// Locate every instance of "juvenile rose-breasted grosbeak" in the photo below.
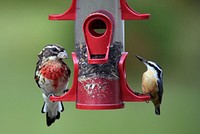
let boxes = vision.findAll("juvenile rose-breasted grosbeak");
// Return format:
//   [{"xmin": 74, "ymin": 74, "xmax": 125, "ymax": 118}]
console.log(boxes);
[
  {"xmin": 34, "ymin": 44, "xmax": 71, "ymax": 126},
  {"xmin": 136, "ymin": 55, "xmax": 163, "ymax": 115}
]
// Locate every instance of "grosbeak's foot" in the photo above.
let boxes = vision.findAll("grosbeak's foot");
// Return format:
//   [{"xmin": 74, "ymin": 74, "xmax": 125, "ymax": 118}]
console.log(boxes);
[
  {"xmin": 48, "ymin": 94, "xmax": 55, "ymax": 102},
  {"xmin": 63, "ymin": 89, "xmax": 69, "ymax": 93},
  {"xmin": 48, "ymin": 93, "xmax": 54, "ymax": 98}
]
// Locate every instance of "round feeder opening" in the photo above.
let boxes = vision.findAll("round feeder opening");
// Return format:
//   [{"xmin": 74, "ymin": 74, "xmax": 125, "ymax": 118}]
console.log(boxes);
[{"xmin": 89, "ymin": 19, "xmax": 106, "ymax": 37}]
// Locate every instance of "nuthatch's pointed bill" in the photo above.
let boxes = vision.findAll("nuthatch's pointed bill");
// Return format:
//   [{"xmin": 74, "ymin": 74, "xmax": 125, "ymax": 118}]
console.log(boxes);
[
  {"xmin": 135, "ymin": 55, "xmax": 148, "ymax": 64},
  {"xmin": 58, "ymin": 50, "xmax": 68, "ymax": 59}
]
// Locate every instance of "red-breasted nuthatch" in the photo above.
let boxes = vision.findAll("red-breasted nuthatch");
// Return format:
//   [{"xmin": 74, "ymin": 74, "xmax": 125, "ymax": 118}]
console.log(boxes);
[{"xmin": 136, "ymin": 55, "xmax": 163, "ymax": 115}]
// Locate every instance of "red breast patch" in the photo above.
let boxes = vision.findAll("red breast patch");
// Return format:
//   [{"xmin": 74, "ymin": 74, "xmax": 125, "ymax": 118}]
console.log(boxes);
[{"xmin": 40, "ymin": 62, "xmax": 67, "ymax": 89}]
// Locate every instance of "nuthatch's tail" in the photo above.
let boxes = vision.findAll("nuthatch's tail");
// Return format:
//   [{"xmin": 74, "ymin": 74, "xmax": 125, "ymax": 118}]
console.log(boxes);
[{"xmin": 155, "ymin": 106, "xmax": 160, "ymax": 115}]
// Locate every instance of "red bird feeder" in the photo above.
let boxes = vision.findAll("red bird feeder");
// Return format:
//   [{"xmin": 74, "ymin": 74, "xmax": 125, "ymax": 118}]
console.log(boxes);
[{"xmin": 49, "ymin": 0, "xmax": 150, "ymax": 110}]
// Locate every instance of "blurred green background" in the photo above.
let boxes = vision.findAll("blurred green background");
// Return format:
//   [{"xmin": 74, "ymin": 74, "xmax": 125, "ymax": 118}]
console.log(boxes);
[{"xmin": 0, "ymin": 0, "xmax": 200, "ymax": 133}]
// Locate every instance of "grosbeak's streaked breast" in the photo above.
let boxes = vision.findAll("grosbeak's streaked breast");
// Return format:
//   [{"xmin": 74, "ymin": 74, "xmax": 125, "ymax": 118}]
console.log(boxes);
[
  {"xmin": 34, "ymin": 44, "xmax": 71, "ymax": 126},
  {"xmin": 136, "ymin": 55, "xmax": 163, "ymax": 115}
]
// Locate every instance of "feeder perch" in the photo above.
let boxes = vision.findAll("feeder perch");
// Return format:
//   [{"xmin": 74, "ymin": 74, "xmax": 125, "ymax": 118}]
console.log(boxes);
[{"xmin": 49, "ymin": 0, "xmax": 150, "ymax": 110}]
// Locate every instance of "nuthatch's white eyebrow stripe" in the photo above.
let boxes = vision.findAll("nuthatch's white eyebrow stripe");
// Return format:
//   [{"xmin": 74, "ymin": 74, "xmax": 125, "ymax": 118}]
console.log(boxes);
[
  {"xmin": 148, "ymin": 61, "xmax": 163, "ymax": 79},
  {"xmin": 149, "ymin": 61, "xmax": 162, "ymax": 71}
]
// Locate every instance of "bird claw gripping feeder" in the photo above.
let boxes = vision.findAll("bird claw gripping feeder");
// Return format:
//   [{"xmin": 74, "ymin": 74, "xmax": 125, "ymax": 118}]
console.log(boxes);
[{"xmin": 49, "ymin": 0, "xmax": 150, "ymax": 110}]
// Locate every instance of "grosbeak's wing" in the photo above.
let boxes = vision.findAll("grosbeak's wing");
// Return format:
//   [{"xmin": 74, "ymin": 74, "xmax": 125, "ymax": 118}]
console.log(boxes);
[{"xmin": 157, "ymin": 78, "xmax": 163, "ymax": 104}]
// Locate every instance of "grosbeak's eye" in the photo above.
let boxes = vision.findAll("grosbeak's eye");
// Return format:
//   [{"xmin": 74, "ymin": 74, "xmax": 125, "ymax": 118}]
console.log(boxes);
[{"xmin": 52, "ymin": 48, "xmax": 58, "ymax": 52}]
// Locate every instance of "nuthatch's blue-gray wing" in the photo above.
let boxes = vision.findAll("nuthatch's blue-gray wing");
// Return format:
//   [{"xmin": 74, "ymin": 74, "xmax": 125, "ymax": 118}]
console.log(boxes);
[{"xmin": 157, "ymin": 79, "xmax": 163, "ymax": 104}]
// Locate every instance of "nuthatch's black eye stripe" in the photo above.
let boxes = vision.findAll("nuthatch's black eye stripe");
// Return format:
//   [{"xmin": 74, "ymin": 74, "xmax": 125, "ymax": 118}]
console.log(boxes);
[{"xmin": 148, "ymin": 62, "xmax": 163, "ymax": 79}]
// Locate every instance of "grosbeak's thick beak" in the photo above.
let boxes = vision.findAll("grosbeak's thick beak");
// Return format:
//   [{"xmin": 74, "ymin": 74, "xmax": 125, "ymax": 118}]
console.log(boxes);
[{"xmin": 58, "ymin": 50, "xmax": 68, "ymax": 59}]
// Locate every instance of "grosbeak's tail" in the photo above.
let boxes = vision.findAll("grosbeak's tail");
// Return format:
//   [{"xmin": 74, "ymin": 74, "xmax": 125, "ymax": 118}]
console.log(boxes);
[
  {"xmin": 46, "ymin": 112, "xmax": 61, "ymax": 126},
  {"xmin": 41, "ymin": 101, "xmax": 64, "ymax": 126},
  {"xmin": 46, "ymin": 113, "xmax": 56, "ymax": 126}
]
